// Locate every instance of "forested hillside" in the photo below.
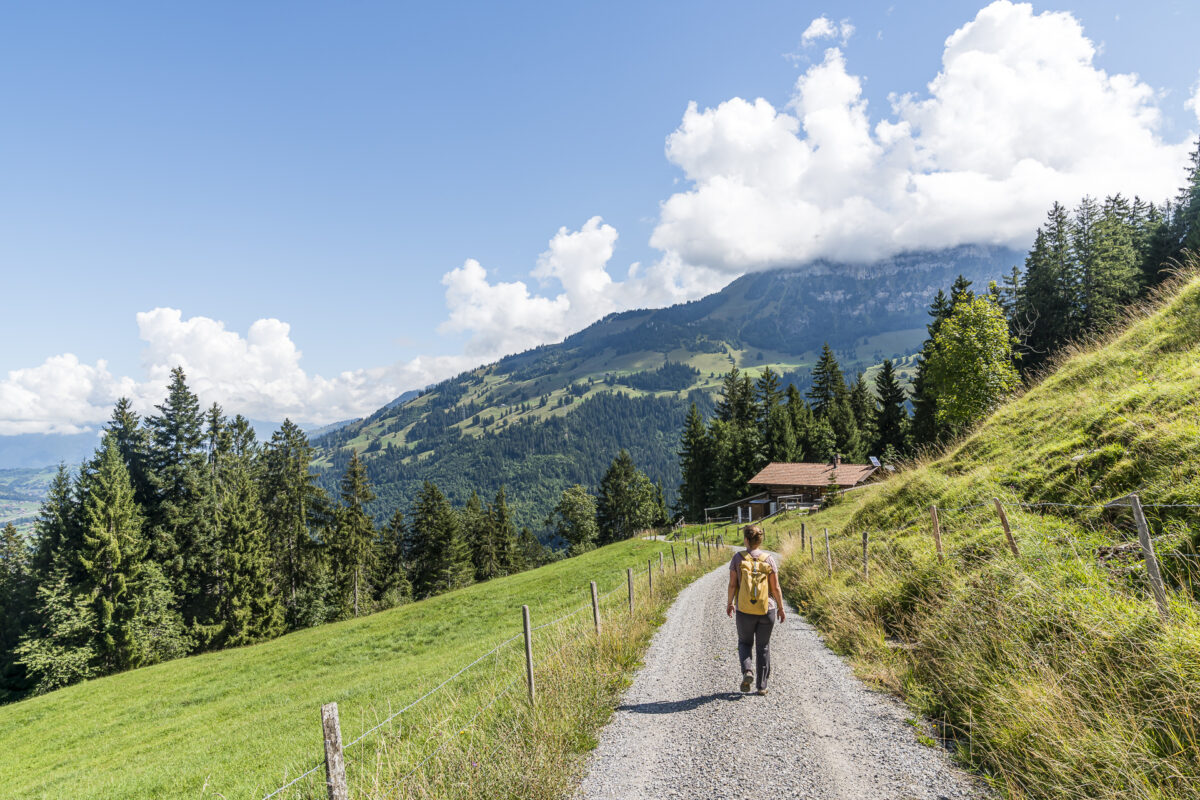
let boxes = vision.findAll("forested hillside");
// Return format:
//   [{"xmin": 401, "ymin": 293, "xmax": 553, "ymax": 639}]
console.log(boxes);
[{"xmin": 315, "ymin": 244, "xmax": 1021, "ymax": 528}]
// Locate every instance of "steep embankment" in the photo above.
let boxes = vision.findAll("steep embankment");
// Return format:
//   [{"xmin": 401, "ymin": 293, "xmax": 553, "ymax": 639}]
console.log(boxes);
[{"xmin": 767, "ymin": 273, "xmax": 1200, "ymax": 799}]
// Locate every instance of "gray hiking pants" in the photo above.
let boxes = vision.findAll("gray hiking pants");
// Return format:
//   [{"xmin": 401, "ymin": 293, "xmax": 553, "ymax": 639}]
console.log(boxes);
[{"xmin": 735, "ymin": 610, "xmax": 774, "ymax": 690}]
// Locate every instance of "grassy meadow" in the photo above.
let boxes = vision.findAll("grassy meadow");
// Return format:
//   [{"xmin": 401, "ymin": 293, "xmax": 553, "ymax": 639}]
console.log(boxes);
[
  {"xmin": 762, "ymin": 273, "xmax": 1200, "ymax": 799},
  {"xmin": 0, "ymin": 536, "xmax": 724, "ymax": 799}
]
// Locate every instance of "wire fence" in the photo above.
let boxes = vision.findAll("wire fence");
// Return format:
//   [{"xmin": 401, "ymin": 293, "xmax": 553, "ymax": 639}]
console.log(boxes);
[
  {"xmin": 257, "ymin": 535, "xmax": 730, "ymax": 800},
  {"xmin": 804, "ymin": 493, "xmax": 1199, "ymax": 622}
]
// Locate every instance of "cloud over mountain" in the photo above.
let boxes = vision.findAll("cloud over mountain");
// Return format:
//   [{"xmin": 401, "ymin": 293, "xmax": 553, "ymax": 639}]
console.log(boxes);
[{"xmin": 651, "ymin": 0, "xmax": 1193, "ymax": 274}]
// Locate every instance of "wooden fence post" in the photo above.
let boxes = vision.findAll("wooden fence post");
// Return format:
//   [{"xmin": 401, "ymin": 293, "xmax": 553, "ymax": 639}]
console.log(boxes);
[
  {"xmin": 671, "ymin": 544, "xmax": 677, "ymax": 573},
  {"xmin": 659, "ymin": 551, "xmax": 664, "ymax": 574},
  {"xmin": 522, "ymin": 605, "xmax": 535, "ymax": 704},
  {"xmin": 696, "ymin": 538, "xmax": 701, "ymax": 564},
  {"xmin": 824, "ymin": 528, "xmax": 832, "ymax": 579},
  {"xmin": 930, "ymin": 505, "xmax": 944, "ymax": 563},
  {"xmin": 1131, "ymin": 494, "xmax": 1169, "ymax": 621},
  {"xmin": 321, "ymin": 703, "xmax": 349, "ymax": 800},
  {"xmin": 862, "ymin": 531, "xmax": 869, "ymax": 581},
  {"xmin": 993, "ymin": 498, "xmax": 1019, "ymax": 557},
  {"xmin": 684, "ymin": 546, "xmax": 689, "ymax": 566},
  {"xmin": 648, "ymin": 560, "xmax": 654, "ymax": 597},
  {"xmin": 810, "ymin": 534, "xmax": 815, "ymax": 563},
  {"xmin": 801, "ymin": 522, "xmax": 806, "ymax": 550},
  {"xmin": 590, "ymin": 581, "xmax": 601, "ymax": 636},
  {"xmin": 627, "ymin": 567, "xmax": 634, "ymax": 615}
]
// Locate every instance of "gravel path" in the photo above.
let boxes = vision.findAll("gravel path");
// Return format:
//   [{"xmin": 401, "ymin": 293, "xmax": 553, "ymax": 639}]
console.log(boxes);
[{"xmin": 574, "ymin": 559, "xmax": 987, "ymax": 800}]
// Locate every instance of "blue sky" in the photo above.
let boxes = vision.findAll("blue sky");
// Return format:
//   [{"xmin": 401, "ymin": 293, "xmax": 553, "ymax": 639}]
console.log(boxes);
[{"xmin": 2, "ymin": 1, "xmax": 1198, "ymax": 433}]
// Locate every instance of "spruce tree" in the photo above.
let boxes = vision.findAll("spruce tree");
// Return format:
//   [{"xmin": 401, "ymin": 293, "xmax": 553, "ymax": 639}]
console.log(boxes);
[
  {"xmin": 30, "ymin": 464, "xmax": 79, "ymax": 583},
  {"xmin": 754, "ymin": 367, "xmax": 783, "ymax": 427},
  {"xmin": 785, "ymin": 385, "xmax": 812, "ymax": 461},
  {"xmin": 261, "ymin": 420, "xmax": 331, "ymax": 627},
  {"xmin": 872, "ymin": 360, "xmax": 909, "ymax": 456},
  {"xmin": 406, "ymin": 482, "xmax": 472, "ymax": 599},
  {"xmin": 14, "ymin": 568, "xmax": 99, "ymax": 694},
  {"xmin": 806, "ymin": 344, "xmax": 844, "ymax": 418},
  {"xmin": 516, "ymin": 527, "xmax": 546, "ymax": 570},
  {"xmin": 0, "ymin": 522, "xmax": 34, "ymax": 700},
  {"xmin": 488, "ymin": 488, "xmax": 520, "ymax": 576},
  {"xmin": 677, "ymin": 404, "xmax": 711, "ymax": 521},
  {"xmin": 331, "ymin": 451, "xmax": 378, "ymax": 617},
  {"xmin": 77, "ymin": 433, "xmax": 146, "ymax": 671},
  {"xmin": 373, "ymin": 510, "xmax": 411, "ymax": 609},
  {"xmin": 848, "ymin": 373, "xmax": 876, "ymax": 452},
  {"xmin": 146, "ymin": 367, "xmax": 212, "ymax": 631},
  {"xmin": 106, "ymin": 398, "xmax": 154, "ymax": 512},
  {"xmin": 762, "ymin": 403, "xmax": 797, "ymax": 464},
  {"xmin": 463, "ymin": 490, "xmax": 499, "ymax": 582},
  {"xmin": 214, "ymin": 451, "xmax": 282, "ymax": 646}
]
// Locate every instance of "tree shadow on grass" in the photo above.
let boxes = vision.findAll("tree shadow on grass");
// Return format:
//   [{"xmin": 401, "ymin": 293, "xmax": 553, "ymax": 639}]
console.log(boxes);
[{"xmin": 617, "ymin": 692, "xmax": 745, "ymax": 714}]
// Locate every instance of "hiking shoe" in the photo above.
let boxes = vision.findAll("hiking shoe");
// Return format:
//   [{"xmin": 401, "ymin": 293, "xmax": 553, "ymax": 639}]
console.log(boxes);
[
  {"xmin": 740, "ymin": 671, "xmax": 753, "ymax": 692},
  {"xmin": 756, "ymin": 688, "xmax": 768, "ymax": 696}
]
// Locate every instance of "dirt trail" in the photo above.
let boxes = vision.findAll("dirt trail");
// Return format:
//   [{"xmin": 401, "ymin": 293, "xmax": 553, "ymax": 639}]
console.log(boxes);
[{"xmin": 574, "ymin": 560, "xmax": 986, "ymax": 800}]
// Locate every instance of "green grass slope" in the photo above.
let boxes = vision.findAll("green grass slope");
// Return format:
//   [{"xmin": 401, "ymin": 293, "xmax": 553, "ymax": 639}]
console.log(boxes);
[
  {"xmin": 0, "ymin": 537, "xmax": 709, "ymax": 800},
  {"xmin": 766, "ymin": 273, "xmax": 1200, "ymax": 799}
]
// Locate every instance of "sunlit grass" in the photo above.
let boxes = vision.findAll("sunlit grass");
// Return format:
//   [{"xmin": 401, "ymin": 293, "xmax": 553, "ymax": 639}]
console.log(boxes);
[{"xmin": 768, "ymin": 271, "xmax": 1200, "ymax": 799}]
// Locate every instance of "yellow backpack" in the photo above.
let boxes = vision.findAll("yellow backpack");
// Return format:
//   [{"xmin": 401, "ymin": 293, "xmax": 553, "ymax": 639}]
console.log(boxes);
[{"xmin": 736, "ymin": 552, "xmax": 773, "ymax": 614}]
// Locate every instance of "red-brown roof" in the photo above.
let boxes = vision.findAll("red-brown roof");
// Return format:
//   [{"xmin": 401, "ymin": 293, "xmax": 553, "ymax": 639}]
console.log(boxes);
[{"xmin": 747, "ymin": 461, "xmax": 877, "ymax": 488}]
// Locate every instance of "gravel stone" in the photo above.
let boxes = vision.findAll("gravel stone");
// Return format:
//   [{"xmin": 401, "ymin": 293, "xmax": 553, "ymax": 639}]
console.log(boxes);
[{"xmin": 574, "ymin": 559, "xmax": 989, "ymax": 800}]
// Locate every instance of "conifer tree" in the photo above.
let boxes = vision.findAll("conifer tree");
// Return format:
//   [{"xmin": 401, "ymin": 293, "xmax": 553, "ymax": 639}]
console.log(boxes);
[
  {"xmin": 146, "ymin": 367, "xmax": 212, "ymax": 630},
  {"xmin": 762, "ymin": 403, "xmax": 797, "ymax": 464},
  {"xmin": 488, "ymin": 488, "xmax": 520, "ymax": 576},
  {"xmin": 872, "ymin": 360, "xmax": 909, "ymax": 456},
  {"xmin": 406, "ymin": 481, "xmax": 472, "ymax": 599},
  {"xmin": 30, "ymin": 464, "xmax": 79, "ymax": 584},
  {"xmin": 331, "ymin": 451, "xmax": 378, "ymax": 617},
  {"xmin": 261, "ymin": 420, "xmax": 331, "ymax": 627},
  {"xmin": 827, "ymin": 392, "xmax": 864, "ymax": 462},
  {"xmin": 0, "ymin": 522, "xmax": 34, "ymax": 700},
  {"xmin": 214, "ymin": 450, "xmax": 282, "ymax": 646},
  {"xmin": 516, "ymin": 527, "xmax": 546, "ymax": 570},
  {"xmin": 806, "ymin": 344, "xmax": 844, "ymax": 418},
  {"xmin": 373, "ymin": 510, "xmax": 411, "ymax": 609},
  {"xmin": 809, "ymin": 417, "xmax": 837, "ymax": 462},
  {"xmin": 462, "ymin": 490, "xmax": 499, "ymax": 582},
  {"xmin": 848, "ymin": 373, "xmax": 876, "ymax": 451},
  {"xmin": 754, "ymin": 367, "xmax": 783, "ymax": 427},
  {"xmin": 106, "ymin": 398, "xmax": 154, "ymax": 512},
  {"xmin": 785, "ymin": 384, "xmax": 812, "ymax": 461},
  {"xmin": 14, "ymin": 568, "xmax": 99, "ymax": 694},
  {"xmin": 596, "ymin": 450, "xmax": 658, "ymax": 544},
  {"xmin": 677, "ymin": 404, "xmax": 711, "ymax": 521},
  {"xmin": 77, "ymin": 433, "xmax": 146, "ymax": 671}
]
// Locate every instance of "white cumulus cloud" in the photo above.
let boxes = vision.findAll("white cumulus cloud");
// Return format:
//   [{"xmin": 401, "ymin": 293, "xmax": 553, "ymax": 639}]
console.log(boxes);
[
  {"xmin": 800, "ymin": 15, "xmax": 855, "ymax": 47},
  {"xmin": 653, "ymin": 0, "xmax": 1194, "ymax": 275},
  {"xmin": 438, "ymin": 216, "xmax": 730, "ymax": 362},
  {"xmin": 0, "ymin": 312, "xmax": 477, "ymax": 435}
]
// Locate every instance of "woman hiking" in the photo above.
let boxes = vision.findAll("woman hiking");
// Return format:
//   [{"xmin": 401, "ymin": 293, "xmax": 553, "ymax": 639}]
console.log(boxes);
[{"xmin": 726, "ymin": 524, "xmax": 785, "ymax": 695}]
